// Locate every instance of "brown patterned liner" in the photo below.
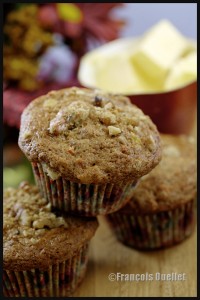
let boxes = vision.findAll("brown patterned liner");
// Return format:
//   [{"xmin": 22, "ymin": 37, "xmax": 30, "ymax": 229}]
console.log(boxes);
[
  {"xmin": 106, "ymin": 200, "xmax": 196, "ymax": 250},
  {"xmin": 3, "ymin": 243, "xmax": 89, "ymax": 297},
  {"xmin": 32, "ymin": 162, "xmax": 137, "ymax": 217}
]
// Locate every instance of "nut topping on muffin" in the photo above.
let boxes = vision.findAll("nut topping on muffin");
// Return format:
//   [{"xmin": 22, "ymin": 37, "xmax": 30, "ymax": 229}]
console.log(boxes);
[
  {"xmin": 108, "ymin": 126, "xmax": 121, "ymax": 136},
  {"xmin": 4, "ymin": 182, "xmax": 98, "ymax": 270},
  {"xmin": 19, "ymin": 87, "xmax": 161, "ymax": 184},
  {"xmin": 4, "ymin": 182, "xmax": 67, "ymax": 246}
]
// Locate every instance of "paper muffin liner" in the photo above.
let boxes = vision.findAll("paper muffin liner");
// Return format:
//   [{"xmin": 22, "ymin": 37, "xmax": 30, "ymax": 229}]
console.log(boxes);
[
  {"xmin": 3, "ymin": 243, "xmax": 89, "ymax": 297},
  {"xmin": 106, "ymin": 200, "xmax": 196, "ymax": 250},
  {"xmin": 32, "ymin": 162, "xmax": 137, "ymax": 216}
]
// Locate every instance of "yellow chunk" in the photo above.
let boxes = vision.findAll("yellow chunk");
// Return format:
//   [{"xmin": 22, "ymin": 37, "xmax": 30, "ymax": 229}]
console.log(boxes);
[
  {"xmin": 130, "ymin": 20, "xmax": 192, "ymax": 87},
  {"xmin": 95, "ymin": 55, "xmax": 155, "ymax": 94},
  {"xmin": 165, "ymin": 52, "xmax": 197, "ymax": 90}
]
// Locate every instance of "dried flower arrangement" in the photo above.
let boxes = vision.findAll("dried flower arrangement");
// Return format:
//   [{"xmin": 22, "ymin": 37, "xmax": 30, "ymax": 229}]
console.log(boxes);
[{"xmin": 3, "ymin": 3, "xmax": 125, "ymax": 127}]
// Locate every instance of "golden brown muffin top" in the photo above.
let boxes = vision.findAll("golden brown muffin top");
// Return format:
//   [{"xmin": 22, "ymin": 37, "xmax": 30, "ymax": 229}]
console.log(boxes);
[
  {"xmin": 19, "ymin": 87, "xmax": 161, "ymax": 184},
  {"xmin": 3, "ymin": 182, "xmax": 98, "ymax": 271},
  {"xmin": 121, "ymin": 135, "xmax": 197, "ymax": 214}
]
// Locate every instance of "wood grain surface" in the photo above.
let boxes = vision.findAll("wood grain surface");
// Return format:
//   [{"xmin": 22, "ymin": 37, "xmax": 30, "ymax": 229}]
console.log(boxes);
[
  {"xmin": 74, "ymin": 122, "xmax": 197, "ymax": 297},
  {"xmin": 74, "ymin": 217, "xmax": 197, "ymax": 297}
]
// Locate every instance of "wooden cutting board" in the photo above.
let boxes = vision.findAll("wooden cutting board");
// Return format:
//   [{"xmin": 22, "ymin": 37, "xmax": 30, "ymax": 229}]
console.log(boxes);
[{"xmin": 74, "ymin": 217, "xmax": 197, "ymax": 297}]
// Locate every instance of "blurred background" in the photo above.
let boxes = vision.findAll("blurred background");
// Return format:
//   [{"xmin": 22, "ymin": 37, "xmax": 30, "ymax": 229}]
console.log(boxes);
[
  {"xmin": 115, "ymin": 3, "xmax": 197, "ymax": 38},
  {"xmin": 3, "ymin": 3, "xmax": 197, "ymax": 188}
]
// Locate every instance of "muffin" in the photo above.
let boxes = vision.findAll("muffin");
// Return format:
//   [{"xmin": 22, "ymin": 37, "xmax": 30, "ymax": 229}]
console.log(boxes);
[
  {"xmin": 107, "ymin": 135, "xmax": 196, "ymax": 249},
  {"xmin": 18, "ymin": 87, "xmax": 161, "ymax": 216},
  {"xmin": 3, "ymin": 182, "xmax": 98, "ymax": 297}
]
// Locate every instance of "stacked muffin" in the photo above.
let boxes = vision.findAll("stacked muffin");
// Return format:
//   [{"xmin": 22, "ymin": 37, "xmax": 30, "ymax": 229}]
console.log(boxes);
[
  {"xmin": 3, "ymin": 182, "xmax": 98, "ymax": 297},
  {"xmin": 3, "ymin": 87, "xmax": 162, "ymax": 297},
  {"xmin": 18, "ymin": 87, "xmax": 161, "ymax": 216}
]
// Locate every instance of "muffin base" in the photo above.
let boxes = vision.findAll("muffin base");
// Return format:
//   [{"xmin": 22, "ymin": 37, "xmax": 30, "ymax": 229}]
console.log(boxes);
[
  {"xmin": 32, "ymin": 162, "xmax": 137, "ymax": 216},
  {"xmin": 3, "ymin": 243, "xmax": 89, "ymax": 297},
  {"xmin": 106, "ymin": 200, "xmax": 196, "ymax": 250}
]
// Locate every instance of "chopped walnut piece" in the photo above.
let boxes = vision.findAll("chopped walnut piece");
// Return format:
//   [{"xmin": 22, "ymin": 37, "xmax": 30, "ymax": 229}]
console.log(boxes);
[
  {"xmin": 23, "ymin": 131, "xmax": 32, "ymax": 139},
  {"xmin": 118, "ymin": 135, "xmax": 127, "ymax": 144},
  {"xmin": 35, "ymin": 229, "xmax": 46, "ymax": 236},
  {"xmin": 21, "ymin": 210, "xmax": 32, "ymax": 227},
  {"xmin": 42, "ymin": 163, "xmax": 60, "ymax": 180},
  {"xmin": 108, "ymin": 126, "xmax": 121, "ymax": 136},
  {"xmin": 104, "ymin": 102, "xmax": 113, "ymax": 110},
  {"xmin": 30, "ymin": 238, "xmax": 38, "ymax": 244},
  {"xmin": 68, "ymin": 147, "xmax": 75, "ymax": 155},
  {"xmin": 147, "ymin": 135, "xmax": 156, "ymax": 151},
  {"xmin": 99, "ymin": 111, "xmax": 116, "ymax": 125}
]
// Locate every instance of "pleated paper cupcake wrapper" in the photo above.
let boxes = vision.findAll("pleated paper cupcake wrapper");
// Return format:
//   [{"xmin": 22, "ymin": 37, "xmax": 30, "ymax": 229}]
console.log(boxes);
[
  {"xmin": 32, "ymin": 162, "xmax": 137, "ymax": 216},
  {"xmin": 107, "ymin": 200, "xmax": 195, "ymax": 250},
  {"xmin": 3, "ymin": 243, "xmax": 89, "ymax": 297}
]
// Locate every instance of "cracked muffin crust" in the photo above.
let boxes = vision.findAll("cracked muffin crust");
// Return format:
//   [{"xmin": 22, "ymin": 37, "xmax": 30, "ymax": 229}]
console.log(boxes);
[{"xmin": 18, "ymin": 87, "xmax": 161, "ymax": 184}]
